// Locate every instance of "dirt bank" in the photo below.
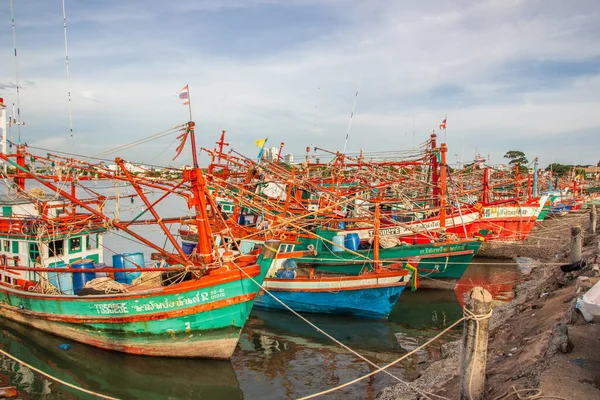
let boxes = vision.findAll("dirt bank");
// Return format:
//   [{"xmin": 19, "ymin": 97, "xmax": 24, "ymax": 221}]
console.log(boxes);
[{"xmin": 378, "ymin": 212, "xmax": 600, "ymax": 400}]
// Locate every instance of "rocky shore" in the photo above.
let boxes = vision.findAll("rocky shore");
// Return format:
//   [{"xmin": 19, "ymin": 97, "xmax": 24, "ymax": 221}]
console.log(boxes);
[{"xmin": 378, "ymin": 212, "xmax": 600, "ymax": 399}]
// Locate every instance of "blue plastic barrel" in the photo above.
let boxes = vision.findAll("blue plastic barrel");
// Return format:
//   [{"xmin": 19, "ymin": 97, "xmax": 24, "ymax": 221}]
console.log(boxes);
[
  {"xmin": 182, "ymin": 241, "xmax": 196, "ymax": 255},
  {"xmin": 71, "ymin": 259, "xmax": 96, "ymax": 294},
  {"xmin": 48, "ymin": 263, "xmax": 73, "ymax": 294},
  {"xmin": 331, "ymin": 235, "xmax": 346, "ymax": 252},
  {"xmin": 338, "ymin": 221, "xmax": 346, "ymax": 229},
  {"xmin": 94, "ymin": 263, "xmax": 109, "ymax": 279},
  {"xmin": 122, "ymin": 252, "xmax": 145, "ymax": 284},
  {"xmin": 112, "ymin": 254, "xmax": 126, "ymax": 284},
  {"xmin": 345, "ymin": 233, "xmax": 360, "ymax": 251}
]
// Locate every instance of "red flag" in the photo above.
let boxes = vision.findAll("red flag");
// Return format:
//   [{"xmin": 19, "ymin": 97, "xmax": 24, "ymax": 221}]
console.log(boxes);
[
  {"xmin": 439, "ymin": 118, "xmax": 447, "ymax": 130},
  {"xmin": 179, "ymin": 85, "xmax": 190, "ymax": 106},
  {"xmin": 172, "ymin": 128, "xmax": 190, "ymax": 161}
]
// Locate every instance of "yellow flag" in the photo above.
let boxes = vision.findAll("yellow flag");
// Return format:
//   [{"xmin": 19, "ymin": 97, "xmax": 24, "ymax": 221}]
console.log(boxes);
[{"xmin": 255, "ymin": 138, "xmax": 267, "ymax": 147}]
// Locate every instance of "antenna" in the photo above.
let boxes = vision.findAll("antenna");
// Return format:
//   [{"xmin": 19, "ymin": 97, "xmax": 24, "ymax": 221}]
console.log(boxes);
[
  {"xmin": 61, "ymin": 0, "xmax": 75, "ymax": 153},
  {"xmin": 9, "ymin": 0, "xmax": 22, "ymax": 143},
  {"xmin": 343, "ymin": 73, "xmax": 362, "ymax": 154}
]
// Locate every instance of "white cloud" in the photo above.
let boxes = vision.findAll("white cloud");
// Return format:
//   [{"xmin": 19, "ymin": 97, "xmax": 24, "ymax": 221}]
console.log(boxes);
[{"xmin": 0, "ymin": 0, "xmax": 599, "ymax": 166}]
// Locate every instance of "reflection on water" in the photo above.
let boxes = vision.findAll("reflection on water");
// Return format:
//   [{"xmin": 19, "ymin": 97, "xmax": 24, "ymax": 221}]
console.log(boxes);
[
  {"xmin": 0, "ymin": 319, "xmax": 242, "ymax": 400},
  {"xmin": 0, "ymin": 254, "xmax": 520, "ymax": 399},
  {"xmin": 455, "ymin": 257, "xmax": 520, "ymax": 307}
]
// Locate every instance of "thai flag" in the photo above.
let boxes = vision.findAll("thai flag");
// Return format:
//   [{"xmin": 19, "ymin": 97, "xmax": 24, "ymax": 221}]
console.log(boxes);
[
  {"xmin": 179, "ymin": 85, "xmax": 190, "ymax": 106},
  {"xmin": 439, "ymin": 118, "xmax": 447, "ymax": 130}
]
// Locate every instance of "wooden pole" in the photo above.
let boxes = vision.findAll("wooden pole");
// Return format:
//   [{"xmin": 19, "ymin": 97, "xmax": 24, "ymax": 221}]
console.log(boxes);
[
  {"xmin": 590, "ymin": 204, "xmax": 597, "ymax": 235},
  {"xmin": 571, "ymin": 225, "xmax": 583, "ymax": 263},
  {"xmin": 460, "ymin": 287, "xmax": 493, "ymax": 400}
]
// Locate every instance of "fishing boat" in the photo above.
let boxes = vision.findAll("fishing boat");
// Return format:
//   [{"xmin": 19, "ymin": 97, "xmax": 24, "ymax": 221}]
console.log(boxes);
[
  {"xmin": 254, "ymin": 243, "xmax": 416, "ymax": 319},
  {"xmin": 294, "ymin": 228, "xmax": 484, "ymax": 288},
  {"xmin": 0, "ymin": 115, "xmax": 278, "ymax": 359}
]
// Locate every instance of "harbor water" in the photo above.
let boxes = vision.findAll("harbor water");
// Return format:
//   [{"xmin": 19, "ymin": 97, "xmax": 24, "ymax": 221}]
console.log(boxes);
[
  {"xmin": 0, "ymin": 184, "xmax": 522, "ymax": 399},
  {"xmin": 0, "ymin": 257, "xmax": 519, "ymax": 399}
]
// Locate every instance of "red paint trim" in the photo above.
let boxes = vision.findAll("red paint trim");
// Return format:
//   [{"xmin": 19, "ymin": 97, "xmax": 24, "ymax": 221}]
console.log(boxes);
[
  {"xmin": 265, "ymin": 282, "xmax": 407, "ymax": 292},
  {"xmin": 0, "ymin": 293, "xmax": 256, "ymax": 324}
]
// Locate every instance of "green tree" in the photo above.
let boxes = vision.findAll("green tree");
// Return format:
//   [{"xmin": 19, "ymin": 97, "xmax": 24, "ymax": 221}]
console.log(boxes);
[
  {"xmin": 545, "ymin": 163, "xmax": 572, "ymax": 177},
  {"xmin": 504, "ymin": 150, "xmax": 529, "ymax": 174}
]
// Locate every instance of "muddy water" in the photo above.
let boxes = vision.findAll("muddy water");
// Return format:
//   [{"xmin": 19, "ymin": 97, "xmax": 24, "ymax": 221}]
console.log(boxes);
[{"xmin": 0, "ymin": 258, "xmax": 519, "ymax": 399}]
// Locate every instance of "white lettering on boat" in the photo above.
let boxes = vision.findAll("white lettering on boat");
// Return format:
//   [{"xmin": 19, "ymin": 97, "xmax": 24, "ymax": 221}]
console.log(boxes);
[
  {"xmin": 92, "ymin": 289, "xmax": 228, "ymax": 315},
  {"xmin": 94, "ymin": 303, "xmax": 128, "ymax": 315}
]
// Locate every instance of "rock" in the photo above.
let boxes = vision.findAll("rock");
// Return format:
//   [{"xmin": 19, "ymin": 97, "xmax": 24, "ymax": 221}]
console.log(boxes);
[
  {"xmin": 566, "ymin": 298, "xmax": 582, "ymax": 325},
  {"xmin": 545, "ymin": 323, "xmax": 573, "ymax": 356}
]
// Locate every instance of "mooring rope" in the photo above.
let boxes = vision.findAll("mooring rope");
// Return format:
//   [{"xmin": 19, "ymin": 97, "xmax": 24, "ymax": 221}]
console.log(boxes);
[
  {"xmin": 0, "ymin": 347, "xmax": 120, "ymax": 400},
  {"xmin": 232, "ymin": 259, "xmax": 448, "ymax": 400}
]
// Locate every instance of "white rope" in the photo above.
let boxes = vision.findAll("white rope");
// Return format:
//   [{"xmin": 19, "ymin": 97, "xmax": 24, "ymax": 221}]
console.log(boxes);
[
  {"xmin": 232, "ymin": 259, "xmax": 444, "ymax": 400},
  {"xmin": 0, "ymin": 347, "xmax": 120, "ymax": 400}
]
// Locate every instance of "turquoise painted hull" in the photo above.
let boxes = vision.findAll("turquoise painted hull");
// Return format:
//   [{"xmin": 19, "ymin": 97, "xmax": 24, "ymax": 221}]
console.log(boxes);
[
  {"xmin": 297, "ymin": 238, "xmax": 483, "ymax": 281},
  {"xmin": 0, "ymin": 256, "xmax": 272, "ymax": 359},
  {"xmin": 255, "ymin": 284, "xmax": 407, "ymax": 319}
]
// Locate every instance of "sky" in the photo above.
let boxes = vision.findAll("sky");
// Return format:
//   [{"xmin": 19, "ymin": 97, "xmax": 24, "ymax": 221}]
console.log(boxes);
[{"xmin": 0, "ymin": 0, "xmax": 599, "ymax": 168}]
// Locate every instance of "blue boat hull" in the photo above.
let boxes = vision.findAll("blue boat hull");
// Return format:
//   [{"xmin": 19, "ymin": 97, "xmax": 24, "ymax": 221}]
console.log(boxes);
[{"xmin": 254, "ymin": 285, "xmax": 407, "ymax": 319}]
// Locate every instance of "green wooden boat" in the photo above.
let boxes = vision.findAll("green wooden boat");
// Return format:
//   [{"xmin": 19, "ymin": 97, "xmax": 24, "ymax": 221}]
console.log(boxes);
[
  {"xmin": 0, "ymin": 246, "xmax": 278, "ymax": 359},
  {"xmin": 295, "ymin": 229, "xmax": 484, "ymax": 287}
]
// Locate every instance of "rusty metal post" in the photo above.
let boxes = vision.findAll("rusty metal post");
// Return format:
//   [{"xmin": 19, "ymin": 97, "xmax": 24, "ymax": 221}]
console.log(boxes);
[{"xmin": 460, "ymin": 287, "xmax": 493, "ymax": 400}]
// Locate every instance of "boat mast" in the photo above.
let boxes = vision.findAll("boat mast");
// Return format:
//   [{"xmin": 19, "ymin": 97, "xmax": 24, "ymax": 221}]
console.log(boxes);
[
  {"xmin": 482, "ymin": 167, "xmax": 489, "ymax": 204},
  {"xmin": 185, "ymin": 121, "xmax": 216, "ymax": 263},
  {"xmin": 373, "ymin": 199, "xmax": 381, "ymax": 272},
  {"xmin": 439, "ymin": 143, "xmax": 447, "ymax": 234},
  {"xmin": 0, "ymin": 98, "xmax": 6, "ymax": 169}
]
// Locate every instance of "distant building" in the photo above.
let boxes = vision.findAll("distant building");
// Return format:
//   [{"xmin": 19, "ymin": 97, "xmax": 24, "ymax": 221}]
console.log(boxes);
[
  {"xmin": 284, "ymin": 153, "xmax": 294, "ymax": 164},
  {"xmin": 262, "ymin": 147, "xmax": 279, "ymax": 162},
  {"xmin": 584, "ymin": 166, "xmax": 600, "ymax": 179}
]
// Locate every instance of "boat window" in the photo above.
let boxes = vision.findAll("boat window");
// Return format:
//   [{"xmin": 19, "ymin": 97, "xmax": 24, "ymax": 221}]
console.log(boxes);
[
  {"xmin": 49, "ymin": 240, "xmax": 64, "ymax": 257},
  {"xmin": 2, "ymin": 206, "xmax": 12, "ymax": 217},
  {"xmin": 4, "ymin": 276, "xmax": 10, "ymax": 284},
  {"xmin": 69, "ymin": 237, "xmax": 82, "ymax": 253},
  {"xmin": 3, "ymin": 240, "xmax": 9, "ymax": 252},
  {"xmin": 29, "ymin": 243, "xmax": 40, "ymax": 262},
  {"xmin": 86, "ymin": 235, "xmax": 99, "ymax": 249}
]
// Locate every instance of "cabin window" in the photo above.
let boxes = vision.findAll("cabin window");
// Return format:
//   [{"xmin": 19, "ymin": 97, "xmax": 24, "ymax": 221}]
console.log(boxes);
[
  {"xmin": 4, "ymin": 276, "xmax": 11, "ymax": 284},
  {"xmin": 49, "ymin": 240, "xmax": 64, "ymax": 257},
  {"xmin": 3, "ymin": 240, "xmax": 9, "ymax": 252},
  {"xmin": 88, "ymin": 234, "xmax": 99, "ymax": 249},
  {"xmin": 278, "ymin": 244, "xmax": 294, "ymax": 253},
  {"xmin": 29, "ymin": 243, "xmax": 40, "ymax": 263},
  {"xmin": 69, "ymin": 237, "xmax": 82, "ymax": 253},
  {"xmin": 2, "ymin": 206, "xmax": 12, "ymax": 217},
  {"xmin": 11, "ymin": 241, "xmax": 18, "ymax": 254}
]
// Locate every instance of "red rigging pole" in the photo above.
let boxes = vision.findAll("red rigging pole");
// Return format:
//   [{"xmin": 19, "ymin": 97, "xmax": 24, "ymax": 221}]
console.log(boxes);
[
  {"xmin": 430, "ymin": 133, "xmax": 439, "ymax": 206},
  {"xmin": 216, "ymin": 131, "xmax": 229, "ymax": 163},
  {"xmin": 186, "ymin": 122, "xmax": 217, "ymax": 263},
  {"xmin": 482, "ymin": 167, "xmax": 489, "ymax": 204},
  {"xmin": 439, "ymin": 143, "xmax": 447, "ymax": 230},
  {"xmin": 277, "ymin": 142, "xmax": 284, "ymax": 164},
  {"xmin": 0, "ymin": 120, "xmax": 220, "ymax": 267}
]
